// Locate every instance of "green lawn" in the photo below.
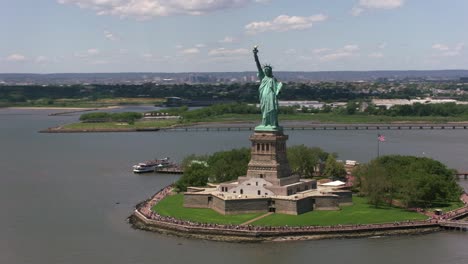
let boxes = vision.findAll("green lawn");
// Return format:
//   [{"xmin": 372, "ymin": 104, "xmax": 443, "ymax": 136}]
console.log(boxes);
[
  {"xmin": 6, "ymin": 97, "xmax": 165, "ymax": 108},
  {"xmin": 252, "ymin": 196, "xmax": 428, "ymax": 226},
  {"xmin": 152, "ymin": 195, "xmax": 428, "ymax": 226},
  {"xmin": 153, "ymin": 194, "xmax": 263, "ymax": 224}
]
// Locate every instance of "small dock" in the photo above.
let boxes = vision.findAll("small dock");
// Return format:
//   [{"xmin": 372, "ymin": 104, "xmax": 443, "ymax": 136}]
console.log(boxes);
[
  {"xmin": 155, "ymin": 166, "xmax": 184, "ymax": 174},
  {"xmin": 440, "ymin": 221, "xmax": 468, "ymax": 231},
  {"xmin": 455, "ymin": 172, "xmax": 468, "ymax": 180}
]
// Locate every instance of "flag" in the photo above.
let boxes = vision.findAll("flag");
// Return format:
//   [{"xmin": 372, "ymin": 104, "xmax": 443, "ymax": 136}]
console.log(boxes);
[{"xmin": 378, "ymin": 134, "xmax": 385, "ymax": 142}]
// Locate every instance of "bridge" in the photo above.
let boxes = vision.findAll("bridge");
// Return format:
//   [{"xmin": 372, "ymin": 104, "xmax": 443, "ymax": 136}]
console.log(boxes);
[{"xmin": 161, "ymin": 123, "xmax": 468, "ymax": 132}]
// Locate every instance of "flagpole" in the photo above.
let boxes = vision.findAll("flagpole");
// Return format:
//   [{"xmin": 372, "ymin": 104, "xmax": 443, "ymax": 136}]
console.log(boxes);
[{"xmin": 377, "ymin": 134, "xmax": 380, "ymax": 158}]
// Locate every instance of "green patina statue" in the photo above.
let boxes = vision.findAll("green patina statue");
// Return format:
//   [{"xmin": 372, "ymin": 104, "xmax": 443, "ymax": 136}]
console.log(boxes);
[{"xmin": 253, "ymin": 46, "xmax": 283, "ymax": 131}]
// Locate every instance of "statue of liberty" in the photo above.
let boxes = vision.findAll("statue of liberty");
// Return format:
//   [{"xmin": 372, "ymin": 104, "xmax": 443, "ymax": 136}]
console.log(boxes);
[{"xmin": 253, "ymin": 46, "xmax": 283, "ymax": 131}]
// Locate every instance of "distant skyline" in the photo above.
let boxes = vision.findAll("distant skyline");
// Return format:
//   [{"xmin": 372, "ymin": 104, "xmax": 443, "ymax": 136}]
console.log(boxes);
[{"xmin": 1, "ymin": 0, "xmax": 467, "ymax": 73}]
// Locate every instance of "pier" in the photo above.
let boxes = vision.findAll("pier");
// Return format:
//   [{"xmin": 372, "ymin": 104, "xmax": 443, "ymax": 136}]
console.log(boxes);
[
  {"xmin": 440, "ymin": 221, "xmax": 468, "ymax": 231},
  {"xmin": 155, "ymin": 166, "xmax": 184, "ymax": 174},
  {"xmin": 455, "ymin": 172, "xmax": 468, "ymax": 180}
]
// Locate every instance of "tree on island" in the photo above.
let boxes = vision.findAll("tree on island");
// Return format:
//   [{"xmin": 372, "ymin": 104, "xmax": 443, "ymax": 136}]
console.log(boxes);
[
  {"xmin": 287, "ymin": 145, "xmax": 329, "ymax": 178},
  {"xmin": 176, "ymin": 146, "xmax": 332, "ymax": 191},
  {"xmin": 322, "ymin": 154, "xmax": 347, "ymax": 181},
  {"xmin": 175, "ymin": 148, "xmax": 250, "ymax": 191},
  {"xmin": 354, "ymin": 155, "xmax": 462, "ymax": 208}
]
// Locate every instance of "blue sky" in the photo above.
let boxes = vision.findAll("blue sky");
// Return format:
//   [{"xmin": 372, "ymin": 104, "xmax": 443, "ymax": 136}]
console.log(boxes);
[{"xmin": 1, "ymin": 0, "xmax": 467, "ymax": 73}]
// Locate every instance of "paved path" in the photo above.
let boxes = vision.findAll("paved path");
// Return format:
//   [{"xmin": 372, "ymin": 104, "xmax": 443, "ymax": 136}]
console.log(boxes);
[{"xmin": 240, "ymin": 212, "xmax": 273, "ymax": 226}]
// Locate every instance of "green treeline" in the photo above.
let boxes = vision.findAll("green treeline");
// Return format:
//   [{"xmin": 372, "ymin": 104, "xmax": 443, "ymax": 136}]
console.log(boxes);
[
  {"xmin": 382, "ymin": 102, "xmax": 468, "ymax": 117},
  {"xmin": 177, "ymin": 148, "xmax": 461, "ymax": 209},
  {"xmin": 0, "ymin": 82, "xmax": 432, "ymax": 106},
  {"xmin": 149, "ymin": 102, "xmax": 294, "ymax": 121},
  {"xmin": 175, "ymin": 145, "xmax": 344, "ymax": 191},
  {"xmin": 358, "ymin": 102, "xmax": 468, "ymax": 117},
  {"xmin": 79, "ymin": 112, "xmax": 143, "ymax": 123},
  {"xmin": 175, "ymin": 148, "xmax": 251, "ymax": 191},
  {"xmin": 354, "ymin": 155, "xmax": 462, "ymax": 208}
]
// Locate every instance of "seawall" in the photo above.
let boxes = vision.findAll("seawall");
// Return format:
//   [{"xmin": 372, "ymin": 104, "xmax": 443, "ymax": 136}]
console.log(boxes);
[{"xmin": 128, "ymin": 186, "xmax": 467, "ymax": 243}]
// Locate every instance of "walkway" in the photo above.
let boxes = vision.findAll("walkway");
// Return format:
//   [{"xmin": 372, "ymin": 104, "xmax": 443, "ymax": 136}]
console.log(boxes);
[{"xmin": 240, "ymin": 212, "xmax": 273, "ymax": 226}]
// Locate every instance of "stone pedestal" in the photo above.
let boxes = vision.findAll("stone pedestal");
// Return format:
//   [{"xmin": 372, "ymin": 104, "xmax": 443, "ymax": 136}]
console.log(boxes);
[{"xmin": 245, "ymin": 130, "xmax": 292, "ymax": 185}]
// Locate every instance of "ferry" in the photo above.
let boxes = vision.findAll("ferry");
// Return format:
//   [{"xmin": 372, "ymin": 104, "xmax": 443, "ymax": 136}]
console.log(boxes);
[{"xmin": 132, "ymin": 157, "xmax": 171, "ymax": 173}]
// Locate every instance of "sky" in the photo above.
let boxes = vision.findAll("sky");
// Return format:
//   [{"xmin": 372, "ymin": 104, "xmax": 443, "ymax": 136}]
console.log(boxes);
[{"xmin": 1, "ymin": 0, "xmax": 467, "ymax": 73}]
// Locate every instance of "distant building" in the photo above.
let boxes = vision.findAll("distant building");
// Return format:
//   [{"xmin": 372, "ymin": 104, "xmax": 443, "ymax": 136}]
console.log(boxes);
[{"xmin": 372, "ymin": 98, "xmax": 460, "ymax": 109}]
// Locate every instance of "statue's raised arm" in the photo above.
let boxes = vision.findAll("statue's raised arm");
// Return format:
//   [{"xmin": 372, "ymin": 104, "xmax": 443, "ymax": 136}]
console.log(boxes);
[{"xmin": 253, "ymin": 46, "xmax": 262, "ymax": 75}]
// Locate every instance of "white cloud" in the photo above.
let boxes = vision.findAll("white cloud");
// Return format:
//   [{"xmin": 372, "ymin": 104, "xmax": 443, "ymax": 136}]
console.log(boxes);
[
  {"xmin": 175, "ymin": 44, "xmax": 184, "ymax": 49},
  {"xmin": 195, "ymin": 43, "xmax": 206, "ymax": 48},
  {"xmin": 142, "ymin": 53, "xmax": 153, "ymax": 59},
  {"xmin": 208, "ymin": 48, "xmax": 249, "ymax": 56},
  {"xmin": 219, "ymin": 36, "xmax": 236, "ymax": 43},
  {"xmin": 87, "ymin": 48, "xmax": 100, "ymax": 55},
  {"xmin": 245, "ymin": 14, "xmax": 327, "ymax": 34},
  {"xmin": 432, "ymin": 44, "xmax": 449, "ymax": 51},
  {"xmin": 378, "ymin": 42, "xmax": 387, "ymax": 49},
  {"xmin": 350, "ymin": 7, "xmax": 364, "ymax": 16},
  {"xmin": 75, "ymin": 48, "xmax": 100, "ymax": 58},
  {"xmin": 90, "ymin": 59, "xmax": 109, "ymax": 65},
  {"xmin": 6, "ymin": 54, "xmax": 27, "ymax": 62},
  {"xmin": 320, "ymin": 52, "xmax": 354, "ymax": 62},
  {"xmin": 58, "ymin": 0, "xmax": 257, "ymax": 19},
  {"xmin": 351, "ymin": 0, "xmax": 404, "ymax": 16},
  {"xmin": 318, "ymin": 45, "xmax": 360, "ymax": 62},
  {"xmin": 359, "ymin": 0, "xmax": 404, "ymax": 9},
  {"xmin": 181, "ymin": 48, "xmax": 200, "ymax": 54},
  {"xmin": 284, "ymin": 49, "xmax": 296, "ymax": 55},
  {"xmin": 342, "ymin": 45, "xmax": 359, "ymax": 52},
  {"xmin": 35, "ymin": 56, "xmax": 48, "ymax": 63},
  {"xmin": 104, "ymin": 30, "xmax": 118, "ymax": 41},
  {"xmin": 432, "ymin": 43, "xmax": 465, "ymax": 57},
  {"xmin": 369, "ymin": 52, "xmax": 384, "ymax": 58},
  {"xmin": 313, "ymin": 48, "xmax": 331, "ymax": 54}
]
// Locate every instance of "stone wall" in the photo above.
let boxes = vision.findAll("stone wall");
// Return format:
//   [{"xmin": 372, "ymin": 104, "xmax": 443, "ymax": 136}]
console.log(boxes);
[
  {"xmin": 331, "ymin": 191, "xmax": 353, "ymax": 205},
  {"xmin": 184, "ymin": 193, "xmax": 210, "ymax": 208},
  {"xmin": 314, "ymin": 196, "xmax": 339, "ymax": 210},
  {"xmin": 275, "ymin": 199, "xmax": 299, "ymax": 215},
  {"xmin": 296, "ymin": 197, "xmax": 315, "ymax": 215},
  {"xmin": 224, "ymin": 198, "xmax": 269, "ymax": 214},
  {"xmin": 210, "ymin": 195, "xmax": 226, "ymax": 214}
]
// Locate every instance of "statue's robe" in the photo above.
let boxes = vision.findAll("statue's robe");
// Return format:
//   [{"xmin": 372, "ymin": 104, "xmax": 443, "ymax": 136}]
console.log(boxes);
[{"xmin": 258, "ymin": 71, "xmax": 283, "ymax": 128}]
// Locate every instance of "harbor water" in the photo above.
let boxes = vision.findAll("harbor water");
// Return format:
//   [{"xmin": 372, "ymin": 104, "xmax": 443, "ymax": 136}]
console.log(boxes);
[{"xmin": 1, "ymin": 108, "xmax": 467, "ymax": 264}]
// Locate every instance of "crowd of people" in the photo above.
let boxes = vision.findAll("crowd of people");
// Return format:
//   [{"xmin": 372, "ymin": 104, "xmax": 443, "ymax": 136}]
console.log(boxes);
[{"xmin": 134, "ymin": 186, "xmax": 468, "ymax": 235}]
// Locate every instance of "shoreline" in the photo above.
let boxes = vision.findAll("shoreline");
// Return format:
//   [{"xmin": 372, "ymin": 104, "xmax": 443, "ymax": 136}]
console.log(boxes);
[{"xmin": 129, "ymin": 186, "xmax": 468, "ymax": 243}]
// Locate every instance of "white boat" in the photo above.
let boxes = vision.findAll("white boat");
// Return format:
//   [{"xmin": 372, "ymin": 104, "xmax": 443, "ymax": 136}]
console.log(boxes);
[
  {"xmin": 132, "ymin": 157, "xmax": 172, "ymax": 173},
  {"xmin": 132, "ymin": 163, "xmax": 157, "ymax": 173}
]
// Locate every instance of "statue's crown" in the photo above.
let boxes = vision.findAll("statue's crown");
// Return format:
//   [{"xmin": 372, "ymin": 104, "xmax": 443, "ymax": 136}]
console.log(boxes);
[{"xmin": 263, "ymin": 64, "xmax": 273, "ymax": 70}]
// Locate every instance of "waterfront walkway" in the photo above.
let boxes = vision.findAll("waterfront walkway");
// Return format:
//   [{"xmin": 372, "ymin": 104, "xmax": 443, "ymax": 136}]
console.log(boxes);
[{"xmin": 131, "ymin": 186, "xmax": 468, "ymax": 240}]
